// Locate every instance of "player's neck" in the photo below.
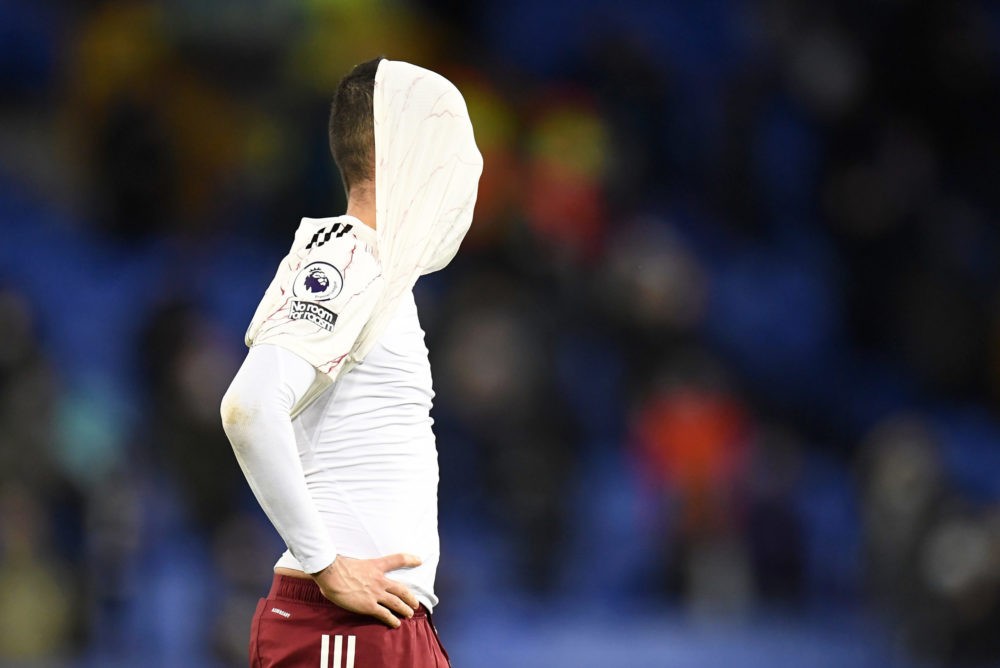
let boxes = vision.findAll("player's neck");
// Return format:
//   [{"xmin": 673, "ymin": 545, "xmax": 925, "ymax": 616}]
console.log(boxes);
[{"xmin": 346, "ymin": 183, "xmax": 376, "ymax": 230}]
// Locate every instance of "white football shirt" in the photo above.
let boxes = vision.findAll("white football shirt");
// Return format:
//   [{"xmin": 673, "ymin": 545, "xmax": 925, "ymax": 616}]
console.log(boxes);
[{"xmin": 246, "ymin": 215, "xmax": 440, "ymax": 609}]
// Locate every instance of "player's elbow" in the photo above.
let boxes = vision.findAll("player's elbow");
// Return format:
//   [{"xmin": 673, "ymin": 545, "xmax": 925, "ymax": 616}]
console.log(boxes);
[
  {"xmin": 219, "ymin": 389, "xmax": 241, "ymax": 431},
  {"xmin": 220, "ymin": 388, "xmax": 260, "ymax": 451}
]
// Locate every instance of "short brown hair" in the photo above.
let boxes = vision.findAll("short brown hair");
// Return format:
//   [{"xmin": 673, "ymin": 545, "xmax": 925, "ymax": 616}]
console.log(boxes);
[{"xmin": 328, "ymin": 57, "xmax": 384, "ymax": 194}]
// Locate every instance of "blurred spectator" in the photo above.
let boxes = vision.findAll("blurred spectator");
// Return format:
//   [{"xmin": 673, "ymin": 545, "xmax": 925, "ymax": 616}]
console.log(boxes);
[
  {"xmin": 859, "ymin": 414, "xmax": 1000, "ymax": 664},
  {"xmin": 0, "ymin": 483, "xmax": 78, "ymax": 660},
  {"xmin": 632, "ymin": 357, "xmax": 755, "ymax": 613},
  {"xmin": 0, "ymin": 287, "xmax": 62, "ymax": 491},
  {"xmin": 139, "ymin": 300, "xmax": 243, "ymax": 533},
  {"xmin": 744, "ymin": 425, "xmax": 805, "ymax": 605},
  {"xmin": 595, "ymin": 217, "xmax": 707, "ymax": 343},
  {"xmin": 81, "ymin": 465, "xmax": 141, "ymax": 658},
  {"xmin": 433, "ymin": 271, "xmax": 578, "ymax": 593},
  {"xmin": 860, "ymin": 415, "xmax": 945, "ymax": 613},
  {"xmin": 523, "ymin": 92, "xmax": 610, "ymax": 267}
]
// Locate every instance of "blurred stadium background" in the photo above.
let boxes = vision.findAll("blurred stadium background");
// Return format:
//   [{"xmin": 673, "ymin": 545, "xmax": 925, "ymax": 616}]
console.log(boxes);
[{"xmin": 2, "ymin": 0, "xmax": 1000, "ymax": 666}]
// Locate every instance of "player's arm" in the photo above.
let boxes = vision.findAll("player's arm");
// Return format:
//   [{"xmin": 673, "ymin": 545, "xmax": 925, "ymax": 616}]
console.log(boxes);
[
  {"xmin": 220, "ymin": 344, "xmax": 420, "ymax": 628},
  {"xmin": 221, "ymin": 343, "xmax": 333, "ymax": 572}
]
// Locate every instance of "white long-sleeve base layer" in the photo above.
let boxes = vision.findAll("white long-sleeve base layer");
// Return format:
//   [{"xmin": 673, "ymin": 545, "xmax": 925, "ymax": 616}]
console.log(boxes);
[{"xmin": 221, "ymin": 289, "xmax": 440, "ymax": 610}]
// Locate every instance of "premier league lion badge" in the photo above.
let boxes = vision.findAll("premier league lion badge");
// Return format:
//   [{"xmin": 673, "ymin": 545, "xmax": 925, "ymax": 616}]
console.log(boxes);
[{"xmin": 293, "ymin": 262, "xmax": 344, "ymax": 301}]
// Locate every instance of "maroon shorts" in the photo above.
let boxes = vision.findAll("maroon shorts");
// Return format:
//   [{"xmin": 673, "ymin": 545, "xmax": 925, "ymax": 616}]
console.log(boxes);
[{"xmin": 249, "ymin": 575, "xmax": 450, "ymax": 668}]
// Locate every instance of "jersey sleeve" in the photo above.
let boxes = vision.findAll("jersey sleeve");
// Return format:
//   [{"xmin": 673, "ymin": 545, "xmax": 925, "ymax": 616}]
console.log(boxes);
[{"xmin": 245, "ymin": 227, "xmax": 383, "ymax": 383}]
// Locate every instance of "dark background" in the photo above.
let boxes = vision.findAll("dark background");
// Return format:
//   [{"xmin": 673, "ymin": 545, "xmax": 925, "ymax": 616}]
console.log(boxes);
[{"xmin": 2, "ymin": 1, "xmax": 1000, "ymax": 666}]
